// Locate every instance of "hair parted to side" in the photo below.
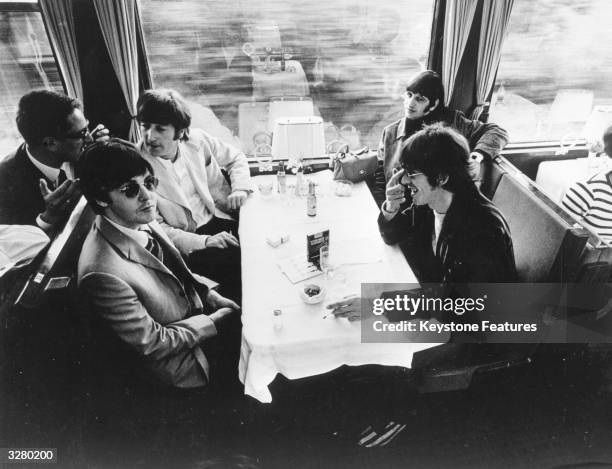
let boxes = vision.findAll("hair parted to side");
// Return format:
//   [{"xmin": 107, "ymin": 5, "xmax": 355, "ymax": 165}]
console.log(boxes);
[
  {"xmin": 16, "ymin": 90, "xmax": 82, "ymax": 146},
  {"xmin": 137, "ymin": 88, "xmax": 191, "ymax": 140},
  {"xmin": 77, "ymin": 138, "xmax": 154, "ymax": 214},
  {"xmin": 399, "ymin": 123, "xmax": 474, "ymax": 195}
]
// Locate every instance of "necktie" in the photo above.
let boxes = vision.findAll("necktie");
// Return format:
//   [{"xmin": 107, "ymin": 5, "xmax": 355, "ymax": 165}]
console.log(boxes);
[
  {"xmin": 144, "ymin": 233, "xmax": 164, "ymax": 264},
  {"xmin": 56, "ymin": 169, "xmax": 67, "ymax": 188}
]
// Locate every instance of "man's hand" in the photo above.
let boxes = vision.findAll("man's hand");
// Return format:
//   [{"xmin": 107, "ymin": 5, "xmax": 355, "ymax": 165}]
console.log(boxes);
[
  {"xmin": 227, "ymin": 190, "xmax": 249, "ymax": 210},
  {"xmin": 325, "ymin": 295, "xmax": 361, "ymax": 322},
  {"xmin": 384, "ymin": 169, "xmax": 407, "ymax": 215},
  {"xmin": 205, "ymin": 231, "xmax": 239, "ymax": 249},
  {"xmin": 207, "ymin": 289, "xmax": 240, "ymax": 311},
  {"xmin": 90, "ymin": 124, "xmax": 110, "ymax": 143},
  {"xmin": 467, "ymin": 151, "xmax": 482, "ymax": 182},
  {"xmin": 38, "ymin": 178, "xmax": 81, "ymax": 226},
  {"xmin": 207, "ymin": 290, "xmax": 240, "ymax": 328},
  {"xmin": 208, "ymin": 307, "xmax": 237, "ymax": 328}
]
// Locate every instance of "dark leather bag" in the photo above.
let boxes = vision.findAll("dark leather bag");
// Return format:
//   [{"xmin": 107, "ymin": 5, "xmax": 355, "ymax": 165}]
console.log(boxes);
[{"xmin": 332, "ymin": 145, "xmax": 377, "ymax": 182}]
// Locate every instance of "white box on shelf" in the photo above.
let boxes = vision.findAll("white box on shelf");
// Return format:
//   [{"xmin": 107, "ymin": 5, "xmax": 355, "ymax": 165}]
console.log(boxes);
[{"xmin": 271, "ymin": 116, "xmax": 325, "ymax": 160}]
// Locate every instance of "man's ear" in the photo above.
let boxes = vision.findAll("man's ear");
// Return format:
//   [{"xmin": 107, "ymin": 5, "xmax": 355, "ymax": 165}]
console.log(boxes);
[
  {"xmin": 42, "ymin": 136, "xmax": 59, "ymax": 151},
  {"xmin": 175, "ymin": 128, "xmax": 189, "ymax": 141},
  {"xmin": 425, "ymin": 99, "xmax": 440, "ymax": 116},
  {"xmin": 437, "ymin": 173, "xmax": 449, "ymax": 187}
]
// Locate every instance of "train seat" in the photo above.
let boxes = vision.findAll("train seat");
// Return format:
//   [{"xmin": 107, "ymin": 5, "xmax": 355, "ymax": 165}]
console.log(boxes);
[{"xmin": 492, "ymin": 173, "xmax": 589, "ymax": 282}]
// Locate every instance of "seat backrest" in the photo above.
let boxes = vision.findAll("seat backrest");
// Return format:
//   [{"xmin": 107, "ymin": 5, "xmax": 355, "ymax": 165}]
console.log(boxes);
[
  {"xmin": 577, "ymin": 242, "xmax": 612, "ymax": 283},
  {"xmin": 479, "ymin": 158, "xmax": 507, "ymax": 200},
  {"xmin": 493, "ymin": 173, "xmax": 588, "ymax": 282}
]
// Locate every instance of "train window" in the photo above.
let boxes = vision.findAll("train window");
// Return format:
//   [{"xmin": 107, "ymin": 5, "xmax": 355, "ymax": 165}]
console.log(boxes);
[
  {"xmin": 490, "ymin": 0, "xmax": 612, "ymax": 144},
  {"xmin": 0, "ymin": 2, "xmax": 64, "ymax": 156},
  {"xmin": 139, "ymin": 0, "xmax": 434, "ymax": 157}
]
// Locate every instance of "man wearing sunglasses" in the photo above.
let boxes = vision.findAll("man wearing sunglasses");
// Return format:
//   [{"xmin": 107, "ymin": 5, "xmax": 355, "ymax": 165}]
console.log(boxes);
[
  {"xmin": 77, "ymin": 139, "xmax": 240, "ymax": 389},
  {"xmin": 0, "ymin": 90, "xmax": 109, "ymax": 234}
]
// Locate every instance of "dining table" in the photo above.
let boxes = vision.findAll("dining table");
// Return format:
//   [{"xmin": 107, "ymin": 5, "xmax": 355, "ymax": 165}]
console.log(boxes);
[{"xmin": 238, "ymin": 169, "xmax": 444, "ymax": 403}]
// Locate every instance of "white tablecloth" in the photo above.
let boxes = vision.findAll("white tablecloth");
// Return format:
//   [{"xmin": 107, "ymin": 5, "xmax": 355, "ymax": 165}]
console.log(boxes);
[
  {"xmin": 238, "ymin": 170, "xmax": 441, "ymax": 403},
  {"xmin": 535, "ymin": 156, "xmax": 612, "ymax": 203}
]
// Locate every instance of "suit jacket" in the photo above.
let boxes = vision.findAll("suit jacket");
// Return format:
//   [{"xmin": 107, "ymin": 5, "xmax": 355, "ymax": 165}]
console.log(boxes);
[
  {"xmin": 140, "ymin": 128, "xmax": 253, "ymax": 254},
  {"xmin": 0, "ymin": 144, "xmax": 47, "ymax": 226},
  {"xmin": 378, "ymin": 188, "xmax": 517, "ymax": 284},
  {"xmin": 78, "ymin": 216, "xmax": 219, "ymax": 388}
]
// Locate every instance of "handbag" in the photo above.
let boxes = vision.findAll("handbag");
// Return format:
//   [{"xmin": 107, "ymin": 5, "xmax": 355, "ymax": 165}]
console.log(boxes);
[{"xmin": 332, "ymin": 145, "xmax": 377, "ymax": 182}]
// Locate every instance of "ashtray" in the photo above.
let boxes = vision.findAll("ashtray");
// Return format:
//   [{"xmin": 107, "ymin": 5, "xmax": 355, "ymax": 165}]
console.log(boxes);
[
  {"xmin": 299, "ymin": 283, "xmax": 326, "ymax": 304},
  {"xmin": 333, "ymin": 180, "xmax": 353, "ymax": 197}
]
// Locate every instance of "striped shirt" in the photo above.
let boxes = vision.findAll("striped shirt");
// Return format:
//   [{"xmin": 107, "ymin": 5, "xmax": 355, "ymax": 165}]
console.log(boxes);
[{"xmin": 561, "ymin": 170, "xmax": 612, "ymax": 243}]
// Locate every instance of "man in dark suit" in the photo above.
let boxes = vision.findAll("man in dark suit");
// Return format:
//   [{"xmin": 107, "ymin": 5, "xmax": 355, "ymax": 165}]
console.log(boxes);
[
  {"xmin": 77, "ymin": 139, "xmax": 240, "ymax": 389},
  {"xmin": 0, "ymin": 90, "xmax": 108, "ymax": 233}
]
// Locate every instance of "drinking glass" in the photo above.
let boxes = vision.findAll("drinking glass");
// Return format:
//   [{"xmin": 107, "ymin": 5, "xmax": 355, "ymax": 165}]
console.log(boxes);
[{"xmin": 320, "ymin": 245, "xmax": 334, "ymax": 279}]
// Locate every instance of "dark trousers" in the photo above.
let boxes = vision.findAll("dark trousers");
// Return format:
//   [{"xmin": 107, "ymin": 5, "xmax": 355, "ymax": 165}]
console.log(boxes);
[{"xmin": 187, "ymin": 216, "xmax": 242, "ymax": 303}]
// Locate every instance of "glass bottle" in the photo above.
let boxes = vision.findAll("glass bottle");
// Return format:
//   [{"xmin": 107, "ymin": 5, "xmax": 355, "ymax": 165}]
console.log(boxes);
[
  {"xmin": 277, "ymin": 161, "xmax": 287, "ymax": 194},
  {"xmin": 307, "ymin": 180, "xmax": 317, "ymax": 217}
]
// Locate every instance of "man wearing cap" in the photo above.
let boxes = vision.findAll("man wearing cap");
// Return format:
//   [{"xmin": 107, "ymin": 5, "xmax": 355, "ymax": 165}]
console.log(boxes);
[{"xmin": 372, "ymin": 70, "xmax": 509, "ymax": 207}]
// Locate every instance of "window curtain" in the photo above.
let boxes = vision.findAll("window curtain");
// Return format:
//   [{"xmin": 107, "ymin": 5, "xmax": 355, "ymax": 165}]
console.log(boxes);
[
  {"xmin": 441, "ymin": 0, "xmax": 478, "ymax": 106},
  {"xmin": 471, "ymin": 0, "xmax": 514, "ymax": 120},
  {"xmin": 93, "ymin": 0, "xmax": 141, "ymax": 141},
  {"xmin": 39, "ymin": 0, "xmax": 83, "ymax": 101}
]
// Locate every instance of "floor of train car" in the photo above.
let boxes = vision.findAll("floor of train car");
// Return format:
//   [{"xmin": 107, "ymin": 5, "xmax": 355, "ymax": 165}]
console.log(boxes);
[{"xmin": 3, "ymin": 348, "xmax": 612, "ymax": 469}]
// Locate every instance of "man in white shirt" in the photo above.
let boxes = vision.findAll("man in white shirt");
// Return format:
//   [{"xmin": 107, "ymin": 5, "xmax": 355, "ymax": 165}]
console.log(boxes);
[
  {"xmin": 136, "ymin": 89, "xmax": 252, "ymax": 300},
  {"xmin": 0, "ymin": 90, "xmax": 108, "ymax": 234}
]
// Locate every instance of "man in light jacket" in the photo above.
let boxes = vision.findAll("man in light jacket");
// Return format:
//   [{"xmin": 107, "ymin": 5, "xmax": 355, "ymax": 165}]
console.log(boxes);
[
  {"xmin": 77, "ymin": 139, "xmax": 240, "ymax": 389},
  {"xmin": 136, "ymin": 89, "xmax": 253, "ymax": 300}
]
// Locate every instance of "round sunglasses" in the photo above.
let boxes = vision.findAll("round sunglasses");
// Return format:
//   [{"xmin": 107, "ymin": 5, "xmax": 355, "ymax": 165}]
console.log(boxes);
[{"xmin": 116, "ymin": 175, "xmax": 159, "ymax": 198}]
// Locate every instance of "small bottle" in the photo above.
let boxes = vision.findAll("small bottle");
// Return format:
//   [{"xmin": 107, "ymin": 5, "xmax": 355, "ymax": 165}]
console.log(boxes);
[
  {"xmin": 273, "ymin": 309, "xmax": 283, "ymax": 331},
  {"xmin": 294, "ymin": 163, "xmax": 304, "ymax": 197},
  {"xmin": 307, "ymin": 181, "xmax": 317, "ymax": 217},
  {"xmin": 277, "ymin": 161, "xmax": 287, "ymax": 194}
]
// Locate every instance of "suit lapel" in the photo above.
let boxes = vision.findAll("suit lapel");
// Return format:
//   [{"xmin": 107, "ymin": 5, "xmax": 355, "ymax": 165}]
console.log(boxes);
[
  {"xmin": 178, "ymin": 143, "xmax": 217, "ymax": 216},
  {"xmin": 96, "ymin": 216, "xmax": 174, "ymax": 277},
  {"xmin": 149, "ymin": 222, "xmax": 194, "ymax": 279},
  {"xmin": 15, "ymin": 144, "xmax": 48, "ymax": 193}
]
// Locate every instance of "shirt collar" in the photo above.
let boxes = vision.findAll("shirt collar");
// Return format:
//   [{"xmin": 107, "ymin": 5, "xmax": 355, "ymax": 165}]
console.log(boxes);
[
  {"xmin": 25, "ymin": 145, "xmax": 74, "ymax": 184},
  {"xmin": 103, "ymin": 216, "xmax": 149, "ymax": 248},
  {"xmin": 26, "ymin": 145, "xmax": 60, "ymax": 182},
  {"xmin": 395, "ymin": 118, "xmax": 409, "ymax": 140}
]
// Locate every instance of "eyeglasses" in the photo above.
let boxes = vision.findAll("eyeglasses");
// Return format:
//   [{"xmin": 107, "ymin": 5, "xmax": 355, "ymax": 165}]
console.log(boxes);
[
  {"xmin": 398, "ymin": 169, "xmax": 423, "ymax": 190},
  {"xmin": 116, "ymin": 175, "xmax": 159, "ymax": 198},
  {"xmin": 401, "ymin": 169, "xmax": 423, "ymax": 181},
  {"xmin": 62, "ymin": 121, "xmax": 90, "ymax": 140}
]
